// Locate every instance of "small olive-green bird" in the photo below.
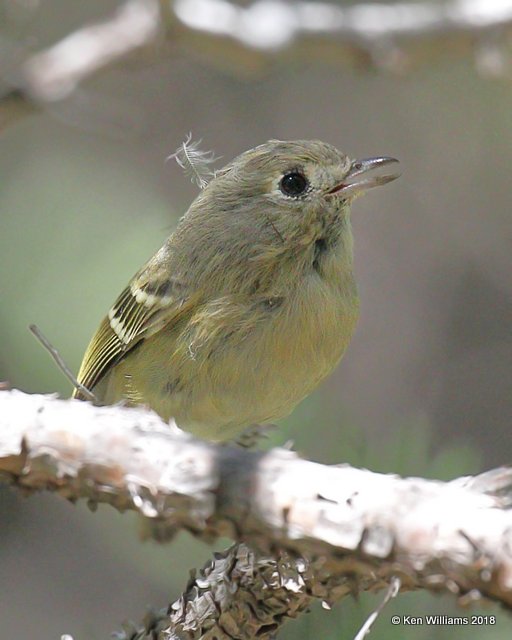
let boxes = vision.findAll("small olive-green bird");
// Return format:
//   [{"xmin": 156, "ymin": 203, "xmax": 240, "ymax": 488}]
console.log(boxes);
[{"xmin": 74, "ymin": 140, "xmax": 399, "ymax": 441}]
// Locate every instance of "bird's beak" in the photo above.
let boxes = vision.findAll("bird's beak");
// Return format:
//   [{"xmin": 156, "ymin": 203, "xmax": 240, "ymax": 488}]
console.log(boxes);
[{"xmin": 326, "ymin": 157, "xmax": 400, "ymax": 198}]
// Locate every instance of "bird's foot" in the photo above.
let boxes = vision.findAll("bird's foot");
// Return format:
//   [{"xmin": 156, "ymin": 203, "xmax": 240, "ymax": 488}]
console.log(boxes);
[{"xmin": 235, "ymin": 423, "xmax": 278, "ymax": 449}]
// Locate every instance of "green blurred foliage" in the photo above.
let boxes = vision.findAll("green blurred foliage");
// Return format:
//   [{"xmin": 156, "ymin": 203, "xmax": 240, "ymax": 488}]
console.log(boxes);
[
  {"xmin": 0, "ymin": 126, "xmax": 180, "ymax": 394},
  {"xmin": 281, "ymin": 388, "xmax": 481, "ymax": 478}
]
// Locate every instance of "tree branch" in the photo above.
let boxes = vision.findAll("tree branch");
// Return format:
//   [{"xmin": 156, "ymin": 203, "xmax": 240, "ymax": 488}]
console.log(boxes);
[
  {"xmin": 114, "ymin": 542, "xmax": 375, "ymax": 640},
  {"xmin": 172, "ymin": 0, "xmax": 512, "ymax": 71},
  {"xmin": 2, "ymin": 387, "xmax": 512, "ymax": 636},
  {"xmin": 2, "ymin": 0, "xmax": 512, "ymax": 130},
  {"xmin": 21, "ymin": 0, "xmax": 161, "ymax": 102}
]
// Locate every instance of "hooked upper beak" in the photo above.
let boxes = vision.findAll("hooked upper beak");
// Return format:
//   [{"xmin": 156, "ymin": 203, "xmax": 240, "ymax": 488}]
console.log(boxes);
[{"xmin": 326, "ymin": 157, "xmax": 400, "ymax": 198}]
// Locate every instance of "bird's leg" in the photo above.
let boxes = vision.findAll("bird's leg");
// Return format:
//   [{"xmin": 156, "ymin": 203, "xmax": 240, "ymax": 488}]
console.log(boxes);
[{"xmin": 234, "ymin": 423, "xmax": 278, "ymax": 449}]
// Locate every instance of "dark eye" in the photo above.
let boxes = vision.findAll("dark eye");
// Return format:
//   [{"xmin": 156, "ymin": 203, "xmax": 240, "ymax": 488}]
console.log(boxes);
[{"xmin": 279, "ymin": 171, "xmax": 309, "ymax": 197}]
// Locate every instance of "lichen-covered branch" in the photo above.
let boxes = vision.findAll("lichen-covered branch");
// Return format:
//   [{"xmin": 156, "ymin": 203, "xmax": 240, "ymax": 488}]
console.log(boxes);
[
  {"xmin": 2, "ymin": 0, "xmax": 512, "ymax": 129},
  {"xmin": 2, "ymin": 388, "xmax": 512, "ymax": 625},
  {"xmin": 117, "ymin": 543, "xmax": 358, "ymax": 640}
]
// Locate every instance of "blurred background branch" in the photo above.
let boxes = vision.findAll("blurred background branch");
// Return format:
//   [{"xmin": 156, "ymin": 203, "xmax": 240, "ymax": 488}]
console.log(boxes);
[{"xmin": 2, "ymin": 0, "xmax": 512, "ymax": 130}]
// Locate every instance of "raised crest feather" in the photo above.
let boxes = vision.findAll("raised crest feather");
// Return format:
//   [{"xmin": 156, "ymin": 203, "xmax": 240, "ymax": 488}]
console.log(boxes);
[{"xmin": 167, "ymin": 133, "xmax": 219, "ymax": 189}]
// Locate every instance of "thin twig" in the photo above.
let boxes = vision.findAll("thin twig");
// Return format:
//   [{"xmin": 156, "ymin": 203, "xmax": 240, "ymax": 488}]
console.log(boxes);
[
  {"xmin": 353, "ymin": 576, "xmax": 401, "ymax": 640},
  {"xmin": 29, "ymin": 324, "xmax": 97, "ymax": 402}
]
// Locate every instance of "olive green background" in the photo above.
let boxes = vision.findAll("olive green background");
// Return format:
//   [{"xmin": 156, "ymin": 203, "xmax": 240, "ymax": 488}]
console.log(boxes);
[{"xmin": 1, "ymin": 1, "xmax": 511, "ymax": 638}]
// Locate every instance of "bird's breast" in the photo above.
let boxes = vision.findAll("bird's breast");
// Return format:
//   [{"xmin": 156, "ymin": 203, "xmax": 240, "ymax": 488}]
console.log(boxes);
[{"xmin": 169, "ymin": 263, "xmax": 360, "ymax": 439}]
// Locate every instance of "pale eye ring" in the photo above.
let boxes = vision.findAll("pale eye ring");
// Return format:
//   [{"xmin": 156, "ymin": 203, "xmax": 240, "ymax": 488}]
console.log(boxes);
[{"xmin": 279, "ymin": 171, "xmax": 309, "ymax": 197}]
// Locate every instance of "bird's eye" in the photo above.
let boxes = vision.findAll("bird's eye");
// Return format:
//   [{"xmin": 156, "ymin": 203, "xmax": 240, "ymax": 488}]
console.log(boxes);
[{"xmin": 279, "ymin": 171, "xmax": 309, "ymax": 197}]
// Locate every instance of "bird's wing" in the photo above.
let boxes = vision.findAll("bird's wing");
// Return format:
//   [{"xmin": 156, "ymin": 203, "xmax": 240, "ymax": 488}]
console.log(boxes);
[{"xmin": 74, "ymin": 252, "xmax": 192, "ymax": 398}]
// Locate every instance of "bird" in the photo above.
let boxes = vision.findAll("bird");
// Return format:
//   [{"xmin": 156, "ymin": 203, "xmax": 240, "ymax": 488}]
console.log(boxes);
[{"xmin": 74, "ymin": 139, "xmax": 399, "ymax": 442}]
